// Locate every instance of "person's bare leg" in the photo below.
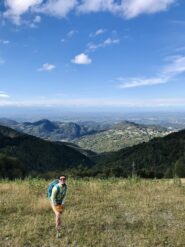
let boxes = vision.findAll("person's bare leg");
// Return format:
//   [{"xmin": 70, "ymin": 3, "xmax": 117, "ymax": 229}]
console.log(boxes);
[
  {"xmin": 55, "ymin": 212, "xmax": 61, "ymax": 230},
  {"xmin": 55, "ymin": 212, "xmax": 62, "ymax": 238},
  {"xmin": 51, "ymin": 203, "xmax": 62, "ymax": 237}
]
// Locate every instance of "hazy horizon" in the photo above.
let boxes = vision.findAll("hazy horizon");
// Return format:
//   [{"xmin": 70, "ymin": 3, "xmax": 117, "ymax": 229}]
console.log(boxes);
[{"xmin": 0, "ymin": 107, "xmax": 185, "ymax": 122}]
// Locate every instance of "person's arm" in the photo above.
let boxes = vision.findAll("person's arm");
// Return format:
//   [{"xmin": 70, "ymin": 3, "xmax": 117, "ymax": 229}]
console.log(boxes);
[{"xmin": 51, "ymin": 186, "xmax": 57, "ymax": 206}]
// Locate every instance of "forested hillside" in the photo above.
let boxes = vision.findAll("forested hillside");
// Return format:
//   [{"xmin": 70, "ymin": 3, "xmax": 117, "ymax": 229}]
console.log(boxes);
[
  {"xmin": 92, "ymin": 129, "xmax": 185, "ymax": 178},
  {"xmin": 0, "ymin": 125, "xmax": 93, "ymax": 179}
]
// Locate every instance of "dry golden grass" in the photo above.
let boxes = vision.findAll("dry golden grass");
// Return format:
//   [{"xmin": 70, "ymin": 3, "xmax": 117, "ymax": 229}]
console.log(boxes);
[{"xmin": 1, "ymin": 178, "xmax": 185, "ymax": 247}]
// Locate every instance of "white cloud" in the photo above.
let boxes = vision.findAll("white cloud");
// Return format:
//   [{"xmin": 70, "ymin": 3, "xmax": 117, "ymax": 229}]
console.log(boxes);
[
  {"xmin": 163, "ymin": 56, "xmax": 185, "ymax": 75},
  {"xmin": 36, "ymin": 0, "xmax": 78, "ymax": 18},
  {"xmin": 38, "ymin": 63, "xmax": 56, "ymax": 71},
  {"xmin": 3, "ymin": 0, "xmax": 177, "ymax": 24},
  {"xmin": 89, "ymin": 28, "xmax": 106, "ymax": 37},
  {"xmin": 104, "ymin": 38, "xmax": 119, "ymax": 45},
  {"xmin": 67, "ymin": 30, "xmax": 78, "ymax": 37},
  {"xmin": 33, "ymin": 15, "xmax": 41, "ymax": 23},
  {"xmin": 29, "ymin": 15, "xmax": 42, "ymax": 28},
  {"xmin": 77, "ymin": 0, "xmax": 118, "ymax": 13},
  {"xmin": 3, "ymin": 0, "xmax": 77, "ymax": 24},
  {"xmin": 119, "ymin": 76, "xmax": 169, "ymax": 88},
  {"xmin": 87, "ymin": 37, "xmax": 120, "ymax": 51},
  {"xmin": 71, "ymin": 53, "xmax": 92, "ymax": 64},
  {"xmin": 78, "ymin": 0, "xmax": 176, "ymax": 18},
  {"xmin": 95, "ymin": 28, "xmax": 106, "ymax": 36},
  {"xmin": 118, "ymin": 55, "xmax": 185, "ymax": 88},
  {"xmin": 60, "ymin": 29, "xmax": 78, "ymax": 43},
  {"xmin": 4, "ymin": 0, "xmax": 42, "ymax": 25},
  {"xmin": 0, "ymin": 91, "xmax": 10, "ymax": 98},
  {"xmin": 122, "ymin": 0, "xmax": 176, "ymax": 19}
]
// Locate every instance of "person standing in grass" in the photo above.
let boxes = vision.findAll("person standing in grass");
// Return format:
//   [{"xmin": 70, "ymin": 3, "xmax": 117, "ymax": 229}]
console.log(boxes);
[{"xmin": 50, "ymin": 175, "xmax": 67, "ymax": 238}]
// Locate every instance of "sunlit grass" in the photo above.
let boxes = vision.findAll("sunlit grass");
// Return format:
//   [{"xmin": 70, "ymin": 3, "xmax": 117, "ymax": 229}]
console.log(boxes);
[{"xmin": 1, "ymin": 178, "xmax": 185, "ymax": 247}]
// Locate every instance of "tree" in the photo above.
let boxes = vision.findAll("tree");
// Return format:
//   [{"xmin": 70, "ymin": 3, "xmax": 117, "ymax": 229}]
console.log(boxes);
[
  {"xmin": 174, "ymin": 158, "xmax": 185, "ymax": 178},
  {"xmin": 0, "ymin": 154, "xmax": 26, "ymax": 179}
]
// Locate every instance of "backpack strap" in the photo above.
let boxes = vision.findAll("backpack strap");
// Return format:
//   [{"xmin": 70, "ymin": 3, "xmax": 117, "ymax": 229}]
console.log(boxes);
[{"xmin": 55, "ymin": 184, "xmax": 60, "ymax": 195}]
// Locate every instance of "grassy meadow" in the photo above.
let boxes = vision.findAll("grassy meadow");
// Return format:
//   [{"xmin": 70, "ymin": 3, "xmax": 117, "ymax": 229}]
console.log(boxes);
[{"xmin": 1, "ymin": 178, "xmax": 185, "ymax": 247}]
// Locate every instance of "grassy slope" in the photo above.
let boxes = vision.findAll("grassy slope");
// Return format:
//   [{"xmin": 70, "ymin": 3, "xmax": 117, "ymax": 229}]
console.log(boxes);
[{"xmin": 1, "ymin": 178, "xmax": 185, "ymax": 247}]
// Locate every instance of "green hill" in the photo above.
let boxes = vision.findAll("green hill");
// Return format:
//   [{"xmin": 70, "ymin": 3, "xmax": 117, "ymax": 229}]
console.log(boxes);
[
  {"xmin": 74, "ymin": 121, "xmax": 173, "ymax": 153},
  {"xmin": 0, "ymin": 125, "xmax": 93, "ymax": 179}
]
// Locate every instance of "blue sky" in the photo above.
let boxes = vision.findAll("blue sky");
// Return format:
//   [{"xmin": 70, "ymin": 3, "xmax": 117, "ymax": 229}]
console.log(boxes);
[{"xmin": 0, "ymin": 0, "xmax": 185, "ymax": 112}]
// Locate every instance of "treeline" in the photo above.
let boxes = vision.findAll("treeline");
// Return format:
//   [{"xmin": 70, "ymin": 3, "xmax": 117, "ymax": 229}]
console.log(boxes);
[{"xmin": 1, "ymin": 153, "xmax": 185, "ymax": 180}]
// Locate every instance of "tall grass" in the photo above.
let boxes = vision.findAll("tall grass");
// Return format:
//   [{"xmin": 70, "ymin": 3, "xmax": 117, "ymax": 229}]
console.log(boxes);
[{"xmin": 1, "ymin": 178, "xmax": 185, "ymax": 247}]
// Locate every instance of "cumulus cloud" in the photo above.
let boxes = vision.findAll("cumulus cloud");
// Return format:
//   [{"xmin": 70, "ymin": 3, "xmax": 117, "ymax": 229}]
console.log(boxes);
[
  {"xmin": 122, "ymin": 0, "xmax": 176, "ymax": 19},
  {"xmin": 36, "ymin": 0, "xmax": 78, "ymax": 18},
  {"xmin": 3, "ymin": 0, "xmax": 77, "ymax": 24},
  {"xmin": 77, "ymin": 0, "xmax": 118, "ymax": 13},
  {"xmin": 4, "ymin": 0, "xmax": 42, "ymax": 24},
  {"xmin": 38, "ymin": 63, "xmax": 56, "ymax": 71},
  {"xmin": 71, "ymin": 53, "xmax": 92, "ymax": 64},
  {"xmin": 78, "ymin": 0, "xmax": 176, "ymax": 18},
  {"xmin": 118, "ymin": 55, "xmax": 185, "ymax": 88},
  {"xmin": 2, "ymin": 0, "xmax": 177, "ymax": 24}
]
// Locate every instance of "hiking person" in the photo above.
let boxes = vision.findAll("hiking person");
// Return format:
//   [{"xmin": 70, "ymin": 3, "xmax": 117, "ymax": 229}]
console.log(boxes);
[{"xmin": 49, "ymin": 175, "xmax": 67, "ymax": 238}]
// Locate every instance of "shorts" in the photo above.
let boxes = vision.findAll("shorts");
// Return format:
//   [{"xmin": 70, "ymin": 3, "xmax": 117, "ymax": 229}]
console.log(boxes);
[{"xmin": 54, "ymin": 204, "xmax": 64, "ymax": 213}]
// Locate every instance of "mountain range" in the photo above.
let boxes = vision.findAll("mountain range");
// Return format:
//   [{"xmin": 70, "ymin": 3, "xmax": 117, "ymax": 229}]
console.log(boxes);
[
  {"xmin": 0, "ymin": 118, "xmax": 109, "ymax": 141},
  {"xmin": 0, "ymin": 120, "xmax": 184, "ymax": 179},
  {"xmin": 0, "ymin": 118, "xmax": 173, "ymax": 153}
]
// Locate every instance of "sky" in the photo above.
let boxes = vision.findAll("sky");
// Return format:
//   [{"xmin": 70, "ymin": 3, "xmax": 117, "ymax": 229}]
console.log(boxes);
[{"xmin": 0, "ymin": 0, "xmax": 185, "ymax": 114}]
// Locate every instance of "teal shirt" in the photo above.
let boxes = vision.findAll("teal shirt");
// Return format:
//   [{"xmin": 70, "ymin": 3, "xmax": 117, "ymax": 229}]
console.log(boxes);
[{"xmin": 50, "ymin": 183, "xmax": 67, "ymax": 205}]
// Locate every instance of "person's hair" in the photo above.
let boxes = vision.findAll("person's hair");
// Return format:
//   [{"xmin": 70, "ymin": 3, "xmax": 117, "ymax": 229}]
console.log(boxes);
[{"xmin": 59, "ymin": 175, "xmax": 66, "ymax": 180}]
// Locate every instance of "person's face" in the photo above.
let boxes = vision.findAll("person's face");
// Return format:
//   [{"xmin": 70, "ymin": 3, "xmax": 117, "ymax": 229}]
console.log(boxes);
[{"xmin": 59, "ymin": 177, "xmax": 66, "ymax": 184}]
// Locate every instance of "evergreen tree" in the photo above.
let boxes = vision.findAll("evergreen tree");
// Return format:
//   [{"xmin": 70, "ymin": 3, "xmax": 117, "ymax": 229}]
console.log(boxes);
[{"xmin": 174, "ymin": 158, "xmax": 185, "ymax": 178}]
